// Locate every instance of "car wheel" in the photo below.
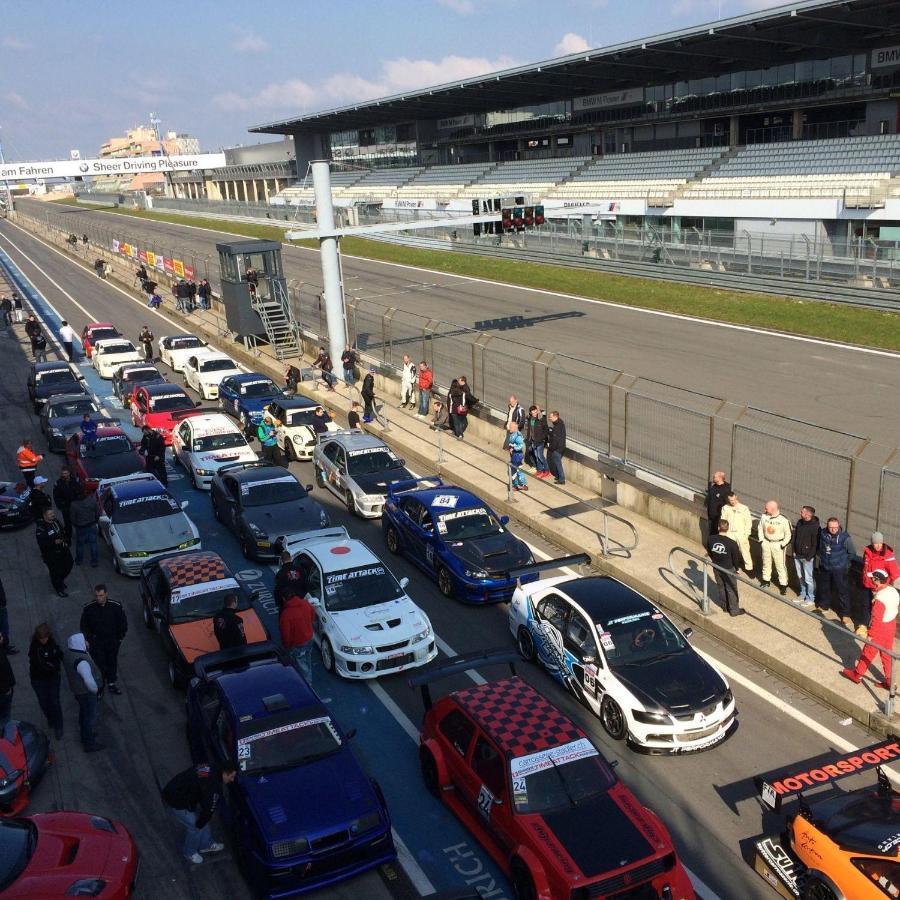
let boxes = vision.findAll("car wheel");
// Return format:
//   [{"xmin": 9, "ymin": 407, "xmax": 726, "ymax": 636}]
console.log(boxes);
[
  {"xmin": 320, "ymin": 638, "xmax": 335, "ymax": 673},
  {"xmin": 284, "ymin": 441, "xmax": 295, "ymax": 462},
  {"xmin": 802, "ymin": 879, "xmax": 839, "ymax": 900},
  {"xmin": 419, "ymin": 747, "xmax": 441, "ymax": 798},
  {"xmin": 142, "ymin": 602, "xmax": 154, "ymax": 630},
  {"xmin": 511, "ymin": 859, "xmax": 537, "ymax": 900},
  {"xmin": 385, "ymin": 526, "xmax": 400, "ymax": 555},
  {"xmin": 437, "ymin": 566, "xmax": 454, "ymax": 599},
  {"xmin": 112, "ymin": 553, "xmax": 121, "ymax": 575},
  {"xmin": 189, "ymin": 466, "xmax": 198, "ymax": 490},
  {"xmin": 241, "ymin": 535, "xmax": 255, "ymax": 560},
  {"xmin": 345, "ymin": 490, "xmax": 355, "ymax": 515},
  {"xmin": 211, "ymin": 495, "xmax": 221, "ymax": 521},
  {"xmin": 517, "ymin": 626, "xmax": 536, "ymax": 662},
  {"xmin": 600, "ymin": 695, "xmax": 627, "ymax": 742},
  {"xmin": 168, "ymin": 658, "xmax": 185, "ymax": 690}
]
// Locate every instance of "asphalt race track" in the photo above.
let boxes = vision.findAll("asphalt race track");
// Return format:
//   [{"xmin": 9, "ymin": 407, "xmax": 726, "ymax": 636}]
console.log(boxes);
[{"xmin": 0, "ymin": 215, "xmax": 895, "ymax": 900}]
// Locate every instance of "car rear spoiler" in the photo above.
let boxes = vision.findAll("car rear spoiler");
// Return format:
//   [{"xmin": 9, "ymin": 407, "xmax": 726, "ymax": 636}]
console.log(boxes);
[
  {"xmin": 96, "ymin": 472, "xmax": 160, "ymax": 491},
  {"xmin": 193, "ymin": 640, "xmax": 286, "ymax": 680},
  {"xmin": 168, "ymin": 408, "xmax": 207, "ymax": 422},
  {"xmin": 409, "ymin": 649, "xmax": 519, "ymax": 711},
  {"xmin": 387, "ymin": 475, "xmax": 444, "ymax": 497},
  {"xmin": 279, "ymin": 527, "xmax": 351, "ymax": 555},
  {"xmin": 216, "ymin": 460, "xmax": 273, "ymax": 476},
  {"xmin": 754, "ymin": 735, "xmax": 900, "ymax": 812},
  {"xmin": 507, "ymin": 553, "xmax": 591, "ymax": 582}
]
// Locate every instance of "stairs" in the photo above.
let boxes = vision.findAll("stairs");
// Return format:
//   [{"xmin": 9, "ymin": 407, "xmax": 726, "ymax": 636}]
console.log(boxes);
[
  {"xmin": 671, "ymin": 146, "xmax": 738, "ymax": 201},
  {"xmin": 252, "ymin": 279, "xmax": 300, "ymax": 360}
]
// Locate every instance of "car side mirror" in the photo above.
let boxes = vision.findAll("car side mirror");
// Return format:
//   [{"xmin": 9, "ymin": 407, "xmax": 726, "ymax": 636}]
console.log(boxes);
[
  {"xmin": 499, "ymin": 515, "xmax": 510, "ymax": 526},
  {"xmin": 399, "ymin": 576, "xmax": 410, "ymax": 589},
  {"xmin": 683, "ymin": 627, "xmax": 694, "ymax": 639},
  {"xmin": 194, "ymin": 401, "xmax": 201, "ymax": 408},
  {"xmin": 345, "ymin": 728, "xmax": 357, "ymax": 741},
  {"xmin": 98, "ymin": 515, "xmax": 110, "ymax": 525},
  {"xmin": 609, "ymin": 759, "xmax": 619, "ymax": 769},
  {"xmin": 399, "ymin": 458, "xmax": 406, "ymax": 466},
  {"xmin": 180, "ymin": 500, "xmax": 189, "ymax": 509},
  {"xmin": 305, "ymin": 484, "xmax": 314, "ymax": 493}
]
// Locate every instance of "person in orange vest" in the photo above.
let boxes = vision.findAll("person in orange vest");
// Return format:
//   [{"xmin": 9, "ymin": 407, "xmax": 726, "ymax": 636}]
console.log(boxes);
[{"xmin": 16, "ymin": 439, "xmax": 43, "ymax": 489}]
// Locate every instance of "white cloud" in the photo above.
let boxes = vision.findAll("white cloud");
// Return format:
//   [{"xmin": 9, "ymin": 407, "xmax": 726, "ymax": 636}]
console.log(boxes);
[
  {"xmin": 554, "ymin": 32, "xmax": 590, "ymax": 55},
  {"xmin": 233, "ymin": 32, "xmax": 269, "ymax": 53},
  {"xmin": 1, "ymin": 37, "xmax": 31, "ymax": 50},
  {"xmin": 5, "ymin": 91, "xmax": 28, "ymax": 110},
  {"xmin": 436, "ymin": 0, "xmax": 475, "ymax": 13}
]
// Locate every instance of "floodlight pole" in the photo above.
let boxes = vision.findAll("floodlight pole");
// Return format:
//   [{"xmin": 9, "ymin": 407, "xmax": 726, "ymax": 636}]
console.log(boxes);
[{"xmin": 311, "ymin": 160, "xmax": 347, "ymax": 364}]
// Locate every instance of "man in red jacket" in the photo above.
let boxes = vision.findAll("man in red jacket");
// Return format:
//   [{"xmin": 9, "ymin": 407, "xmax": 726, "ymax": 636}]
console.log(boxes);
[
  {"xmin": 416, "ymin": 361, "xmax": 433, "ymax": 418},
  {"xmin": 279, "ymin": 594, "xmax": 316, "ymax": 685},
  {"xmin": 841, "ymin": 570, "xmax": 899, "ymax": 690}
]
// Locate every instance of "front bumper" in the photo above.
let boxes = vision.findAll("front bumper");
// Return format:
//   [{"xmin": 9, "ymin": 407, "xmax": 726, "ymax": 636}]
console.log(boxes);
[
  {"xmin": 201, "ymin": 384, "xmax": 219, "ymax": 400},
  {"xmin": 353, "ymin": 495, "xmax": 385, "ymax": 518},
  {"xmin": 334, "ymin": 640, "xmax": 437, "ymax": 679},
  {"xmin": 116, "ymin": 542, "xmax": 201, "ymax": 576},
  {"xmin": 455, "ymin": 571, "xmax": 538, "ymax": 604},
  {"xmin": 628, "ymin": 703, "xmax": 738, "ymax": 754}
]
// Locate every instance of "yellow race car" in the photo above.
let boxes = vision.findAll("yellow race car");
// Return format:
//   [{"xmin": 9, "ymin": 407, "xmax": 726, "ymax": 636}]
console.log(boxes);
[{"xmin": 752, "ymin": 737, "xmax": 900, "ymax": 899}]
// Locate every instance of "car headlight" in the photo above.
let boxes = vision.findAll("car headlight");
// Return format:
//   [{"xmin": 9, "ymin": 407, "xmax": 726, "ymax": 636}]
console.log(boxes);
[
  {"xmin": 292, "ymin": 434, "xmax": 303, "ymax": 444},
  {"xmin": 0, "ymin": 769, "xmax": 23, "ymax": 790},
  {"xmin": 194, "ymin": 467, "xmax": 214, "ymax": 476},
  {"xmin": 340, "ymin": 645, "xmax": 375, "ymax": 655},
  {"xmin": 177, "ymin": 538, "xmax": 200, "ymax": 550},
  {"xmin": 119, "ymin": 550, "xmax": 150, "ymax": 559},
  {"xmin": 50, "ymin": 428, "xmax": 63, "ymax": 437},
  {"xmin": 248, "ymin": 523, "xmax": 267, "ymax": 539},
  {"xmin": 89, "ymin": 816, "xmax": 116, "ymax": 833},
  {"xmin": 412, "ymin": 626, "xmax": 432, "ymax": 644},
  {"xmin": 350, "ymin": 810, "xmax": 382, "ymax": 835},
  {"xmin": 271, "ymin": 837, "xmax": 309, "ymax": 859},
  {"xmin": 319, "ymin": 509, "xmax": 329, "ymax": 527},
  {"xmin": 632, "ymin": 709, "xmax": 670, "ymax": 725},
  {"xmin": 465, "ymin": 568, "xmax": 488, "ymax": 579},
  {"xmin": 66, "ymin": 879, "xmax": 107, "ymax": 897}
]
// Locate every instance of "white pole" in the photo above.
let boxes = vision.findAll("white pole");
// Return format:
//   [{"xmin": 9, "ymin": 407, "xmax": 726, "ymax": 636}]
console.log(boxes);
[
  {"xmin": 311, "ymin": 160, "xmax": 347, "ymax": 363},
  {"xmin": 0, "ymin": 131, "xmax": 11, "ymax": 213}
]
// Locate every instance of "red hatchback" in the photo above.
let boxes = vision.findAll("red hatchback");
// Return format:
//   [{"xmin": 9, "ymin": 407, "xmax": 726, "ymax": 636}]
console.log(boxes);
[
  {"xmin": 66, "ymin": 428, "xmax": 145, "ymax": 492},
  {"xmin": 412, "ymin": 652, "xmax": 695, "ymax": 900},
  {"xmin": 80, "ymin": 323, "xmax": 121, "ymax": 360},
  {"xmin": 0, "ymin": 811, "xmax": 138, "ymax": 897},
  {"xmin": 130, "ymin": 383, "xmax": 199, "ymax": 445}
]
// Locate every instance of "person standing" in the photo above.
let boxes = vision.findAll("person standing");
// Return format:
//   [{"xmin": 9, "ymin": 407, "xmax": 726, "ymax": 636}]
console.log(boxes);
[
  {"xmin": 507, "ymin": 422, "xmax": 527, "ymax": 491},
  {"xmin": 197, "ymin": 278, "xmax": 211, "ymax": 311},
  {"xmin": 417, "ymin": 361, "xmax": 433, "ymax": 418},
  {"xmin": 274, "ymin": 552, "xmax": 305, "ymax": 611},
  {"xmin": 720, "ymin": 492, "xmax": 753, "ymax": 574},
  {"xmin": 139, "ymin": 425, "xmax": 168, "ymax": 486},
  {"xmin": 841, "ymin": 570, "xmax": 898, "ymax": 690},
  {"xmin": 32, "ymin": 331, "xmax": 48, "ymax": 363},
  {"xmin": 59, "ymin": 320, "xmax": 77, "ymax": 362},
  {"xmin": 705, "ymin": 521, "xmax": 744, "ymax": 616},
  {"xmin": 212, "ymin": 594, "xmax": 246, "ymax": 651},
  {"xmin": 24, "ymin": 315, "xmax": 40, "ymax": 348},
  {"xmin": 162, "ymin": 763, "xmax": 233, "ymax": 865},
  {"xmin": 340, "ymin": 344, "xmax": 357, "ymax": 386},
  {"xmin": 504, "ymin": 396, "xmax": 526, "ymax": 448},
  {"xmin": 400, "ymin": 355, "xmax": 417, "ymax": 408},
  {"xmin": 361, "ymin": 367, "xmax": 377, "ymax": 423},
  {"xmin": 256, "ymin": 414, "xmax": 280, "ymax": 466},
  {"xmin": 0, "ymin": 633, "xmax": 15, "ymax": 730},
  {"xmin": 36, "ymin": 508, "xmax": 73, "ymax": 597},
  {"xmin": 53, "ymin": 466, "xmax": 78, "ymax": 543},
  {"xmin": 28, "ymin": 623, "xmax": 64, "ymax": 739},
  {"xmin": 311, "ymin": 406, "xmax": 331, "ymax": 436},
  {"xmin": 17, "ymin": 439, "xmax": 43, "ymax": 488},
  {"xmin": 187, "ymin": 279, "xmax": 198, "ymax": 311},
  {"xmin": 12, "ymin": 293, "xmax": 22, "ymax": 324},
  {"xmin": 279, "ymin": 592, "xmax": 317, "ymax": 684},
  {"xmin": 705, "ymin": 471, "xmax": 731, "ymax": 533},
  {"xmin": 139, "ymin": 325, "xmax": 154, "ymax": 362},
  {"xmin": 0, "ymin": 296, "xmax": 11, "ymax": 327},
  {"xmin": 64, "ymin": 633, "xmax": 104, "ymax": 752},
  {"xmin": 756, "ymin": 500, "xmax": 792, "ymax": 595},
  {"xmin": 347, "ymin": 401, "xmax": 362, "ymax": 430},
  {"xmin": 447, "ymin": 379, "xmax": 466, "ymax": 439},
  {"xmin": 175, "ymin": 279, "xmax": 191, "ymax": 313},
  {"xmin": 525, "ymin": 405, "xmax": 550, "ymax": 479},
  {"xmin": 861, "ymin": 533, "xmax": 900, "ymax": 638},
  {"xmin": 0, "ymin": 575, "xmax": 16, "ymax": 655},
  {"xmin": 28, "ymin": 475, "xmax": 52, "ymax": 524},
  {"xmin": 313, "ymin": 347, "xmax": 335, "ymax": 391},
  {"xmin": 792, "ymin": 506, "xmax": 820, "ymax": 608},
  {"xmin": 547, "ymin": 411, "xmax": 567, "ymax": 485},
  {"xmin": 70, "ymin": 487, "xmax": 100, "ymax": 568},
  {"xmin": 80, "ymin": 584, "xmax": 127, "ymax": 695},
  {"xmin": 818, "ymin": 517, "xmax": 856, "ymax": 630}
]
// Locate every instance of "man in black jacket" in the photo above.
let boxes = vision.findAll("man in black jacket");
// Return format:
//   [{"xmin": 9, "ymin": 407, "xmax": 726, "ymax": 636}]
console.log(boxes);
[
  {"xmin": 525, "ymin": 406, "xmax": 550, "ymax": 479},
  {"xmin": 361, "ymin": 367, "xmax": 376, "ymax": 423},
  {"xmin": 705, "ymin": 471, "xmax": 731, "ymax": 532},
  {"xmin": 53, "ymin": 467, "xmax": 79, "ymax": 542},
  {"xmin": 79, "ymin": 584, "xmax": 127, "ymax": 695},
  {"xmin": 28, "ymin": 476, "xmax": 52, "ymax": 522},
  {"xmin": 705, "ymin": 521, "xmax": 744, "ymax": 616},
  {"xmin": 548, "ymin": 411, "xmax": 567, "ymax": 485},
  {"xmin": 36, "ymin": 508, "xmax": 73, "ymax": 597},
  {"xmin": 213, "ymin": 594, "xmax": 247, "ymax": 650},
  {"xmin": 163, "ymin": 763, "xmax": 235, "ymax": 864},
  {"xmin": 274, "ymin": 551, "xmax": 306, "ymax": 611},
  {"xmin": 340, "ymin": 344, "xmax": 357, "ymax": 386},
  {"xmin": 139, "ymin": 425, "xmax": 168, "ymax": 486},
  {"xmin": 793, "ymin": 505, "xmax": 820, "ymax": 608}
]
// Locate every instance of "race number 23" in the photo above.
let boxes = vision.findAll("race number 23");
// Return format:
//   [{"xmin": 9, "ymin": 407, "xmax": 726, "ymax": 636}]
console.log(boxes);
[{"xmin": 476, "ymin": 784, "xmax": 494, "ymax": 821}]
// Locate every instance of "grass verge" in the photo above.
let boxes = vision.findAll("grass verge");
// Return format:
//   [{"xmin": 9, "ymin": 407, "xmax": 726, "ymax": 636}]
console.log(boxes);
[{"xmin": 53, "ymin": 200, "xmax": 900, "ymax": 350}]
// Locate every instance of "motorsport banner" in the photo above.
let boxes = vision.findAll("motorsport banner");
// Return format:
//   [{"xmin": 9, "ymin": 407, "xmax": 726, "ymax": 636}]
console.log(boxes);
[
  {"xmin": 0, "ymin": 153, "xmax": 227, "ymax": 181},
  {"xmin": 184, "ymin": 265, "xmax": 194, "ymax": 280},
  {"xmin": 172, "ymin": 259, "xmax": 185, "ymax": 278},
  {"xmin": 145, "ymin": 251, "xmax": 156, "ymax": 268}
]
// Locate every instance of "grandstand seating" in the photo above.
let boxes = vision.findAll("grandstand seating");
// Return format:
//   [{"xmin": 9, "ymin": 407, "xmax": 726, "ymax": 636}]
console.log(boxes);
[
  {"xmin": 682, "ymin": 135, "xmax": 900, "ymax": 201},
  {"xmin": 396, "ymin": 162, "xmax": 495, "ymax": 199},
  {"xmin": 458, "ymin": 157, "xmax": 590, "ymax": 200},
  {"xmin": 337, "ymin": 167, "xmax": 424, "ymax": 200},
  {"xmin": 276, "ymin": 170, "xmax": 365, "ymax": 204}
]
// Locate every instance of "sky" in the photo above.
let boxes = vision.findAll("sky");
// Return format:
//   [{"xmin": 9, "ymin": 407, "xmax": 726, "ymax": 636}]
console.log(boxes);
[{"xmin": 1, "ymin": 0, "xmax": 792, "ymax": 161}]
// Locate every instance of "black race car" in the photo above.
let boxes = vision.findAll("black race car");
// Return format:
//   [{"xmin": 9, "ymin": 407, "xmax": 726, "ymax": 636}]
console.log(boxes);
[
  {"xmin": 209, "ymin": 462, "xmax": 329, "ymax": 560},
  {"xmin": 27, "ymin": 361, "xmax": 88, "ymax": 413},
  {"xmin": 112, "ymin": 363, "xmax": 167, "ymax": 406},
  {"xmin": 39, "ymin": 394, "xmax": 117, "ymax": 453},
  {"xmin": 0, "ymin": 482, "xmax": 31, "ymax": 529}
]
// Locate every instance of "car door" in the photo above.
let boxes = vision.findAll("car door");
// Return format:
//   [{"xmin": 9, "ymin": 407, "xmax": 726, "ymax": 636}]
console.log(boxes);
[
  {"xmin": 175, "ymin": 420, "xmax": 192, "ymax": 464},
  {"xmin": 219, "ymin": 378, "xmax": 236, "ymax": 415},
  {"xmin": 318, "ymin": 441, "xmax": 339, "ymax": 495},
  {"xmin": 394, "ymin": 498, "xmax": 427, "ymax": 564},
  {"xmin": 533, "ymin": 593, "xmax": 572, "ymax": 677},
  {"xmin": 98, "ymin": 491, "xmax": 115, "ymax": 545},
  {"xmin": 461, "ymin": 732, "xmax": 514, "ymax": 852},
  {"xmin": 221, "ymin": 475, "xmax": 242, "ymax": 533},
  {"xmin": 564, "ymin": 607, "xmax": 603, "ymax": 702},
  {"xmin": 327, "ymin": 445, "xmax": 347, "ymax": 496},
  {"xmin": 131, "ymin": 388, "xmax": 147, "ymax": 426},
  {"xmin": 187, "ymin": 679, "xmax": 221, "ymax": 763},
  {"xmin": 437, "ymin": 706, "xmax": 477, "ymax": 786},
  {"xmin": 297, "ymin": 553, "xmax": 328, "ymax": 639},
  {"xmin": 185, "ymin": 357, "xmax": 198, "ymax": 390}
]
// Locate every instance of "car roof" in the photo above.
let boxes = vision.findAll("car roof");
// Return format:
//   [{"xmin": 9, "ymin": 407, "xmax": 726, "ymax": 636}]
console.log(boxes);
[
  {"xmin": 270, "ymin": 395, "xmax": 317, "ymax": 410},
  {"xmin": 556, "ymin": 576, "xmax": 653, "ymax": 626},
  {"xmin": 416, "ymin": 486, "xmax": 482, "ymax": 511},
  {"xmin": 159, "ymin": 551, "xmax": 230, "ymax": 587},
  {"xmin": 85, "ymin": 322, "xmax": 115, "ymax": 330},
  {"xmin": 326, "ymin": 431, "xmax": 389, "ymax": 452},
  {"xmin": 34, "ymin": 361, "xmax": 74, "ymax": 373},
  {"xmin": 452, "ymin": 676, "xmax": 587, "ymax": 759},
  {"xmin": 111, "ymin": 478, "xmax": 168, "ymax": 502},
  {"xmin": 219, "ymin": 660, "xmax": 322, "ymax": 717},
  {"xmin": 186, "ymin": 413, "xmax": 240, "ymax": 435},
  {"xmin": 194, "ymin": 350, "xmax": 233, "ymax": 361},
  {"xmin": 231, "ymin": 464, "xmax": 299, "ymax": 484},
  {"xmin": 45, "ymin": 393, "xmax": 95, "ymax": 406},
  {"xmin": 94, "ymin": 338, "xmax": 135, "ymax": 348},
  {"xmin": 118, "ymin": 363, "xmax": 160, "ymax": 376},
  {"xmin": 301, "ymin": 537, "xmax": 379, "ymax": 574},
  {"xmin": 228, "ymin": 372, "xmax": 276, "ymax": 385},
  {"xmin": 143, "ymin": 382, "xmax": 187, "ymax": 396}
]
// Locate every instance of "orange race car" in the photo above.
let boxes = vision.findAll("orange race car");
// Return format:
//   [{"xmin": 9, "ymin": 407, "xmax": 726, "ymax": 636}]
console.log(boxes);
[{"xmin": 752, "ymin": 736, "xmax": 900, "ymax": 899}]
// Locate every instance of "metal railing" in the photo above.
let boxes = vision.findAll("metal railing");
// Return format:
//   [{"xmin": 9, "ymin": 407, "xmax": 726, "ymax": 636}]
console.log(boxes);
[{"xmin": 665, "ymin": 546, "xmax": 898, "ymax": 716}]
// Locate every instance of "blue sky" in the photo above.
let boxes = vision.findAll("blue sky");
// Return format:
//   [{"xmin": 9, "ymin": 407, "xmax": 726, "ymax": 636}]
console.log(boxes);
[{"xmin": 1, "ymin": 0, "xmax": 788, "ymax": 160}]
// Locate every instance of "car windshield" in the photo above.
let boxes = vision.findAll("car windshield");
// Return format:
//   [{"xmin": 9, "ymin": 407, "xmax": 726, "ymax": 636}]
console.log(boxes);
[
  {"xmin": 436, "ymin": 507, "xmax": 503, "ymax": 541},
  {"xmin": 237, "ymin": 711, "xmax": 342, "ymax": 773},
  {"xmin": 114, "ymin": 493, "xmax": 180, "ymax": 524},
  {"xmin": 124, "ymin": 368, "xmax": 160, "ymax": 383},
  {"xmin": 199, "ymin": 358, "xmax": 235, "ymax": 372},
  {"xmin": 323, "ymin": 564, "xmax": 405, "ymax": 611},
  {"xmin": 192, "ymin": 432, "xmax": 245, "ymax": 452},
  {"xmin": 99, "ymin": 342, "xmax": 135, "ymax": 355},
  {"xmin": 240, "ymin": 379, "xmax": 278, "ymax": 397},
  {"xmin": 0, "ymin": 819, "xmax": 34, "ymax": 891},
  {"xmin": 599, "ymin": 609, "xmax": 687, "ymax": 667},
  {"xmin": 242, "ymin": 477, "xmax": 306, "ymax": 507},
  {"xmin": 86, "ymin": 435, "xmax": 133, "ymax": 457},
  {"xmin": 284, "ymin": 409, "xmax": 317, "ymax": 427},
  {"xmin": 36, "ymin": 370, "xmax": 77, "ymax": 386},
  {"xmin": 89, "ymin": 328, "xmax": 119, "ymax": 342},
  {"xmin": 170, "ymin": 337, "xmax": 203, "ymax": 349},
  {"xmin": 49, "ymin": 399, "xmax": 96, "ymax": 418},
  {"xmin": 150, "ymin": 393, "xmax": 193, "ymax": 412},
  {"xmin": 347, "ymin": 449, "xmax": 402, "ymax": 476},
  {"xmin": 169, "ymin": 577, "xmax": 248, "ymax": 622},
  {"xmin": 511, "ymin": 740, "xmax": 614, "ymax": 814}
]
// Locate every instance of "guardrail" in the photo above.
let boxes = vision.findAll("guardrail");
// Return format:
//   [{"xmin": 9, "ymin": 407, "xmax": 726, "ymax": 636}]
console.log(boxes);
[{"xmin": 665, "ymin": 545, "xmax": 898, "ymax": 716}]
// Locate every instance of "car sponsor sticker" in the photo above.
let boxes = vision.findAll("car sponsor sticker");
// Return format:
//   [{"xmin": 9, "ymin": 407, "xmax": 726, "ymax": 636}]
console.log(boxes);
[
  {"xmin": 510, "ymin": 738, "xmax": 599, "ymax": 779},
  {"xmin": 605, "ymin": 611, "xmax": 650, "ymax": 626},
  {"xmin": 431, "ymin": 494, "xmax": 459, "ymax": 508},
  {"xmin": 348, "ymin": 447, "xmax": 393, "ymax": 456},
  {"xmin": 238, "ymin": 715, "xmax": 339, "ymax": 745},
  {"xmin": 436, "ymin": 521, "xmax": 447, "ymax": 534},
  {"xmin": 599, "ymin": 632, "xmax": 615, "ymax": 651},
  {"xmin": 439, "ymin": 507, "xmax": 487, "ymax": 521},
  {"xmin": 239, "ymin": 380, "xmax": 271, "ymax": 393},
  {"xmin": 118, "ymin": 494, "xmax": 178, "ymax": 509},
  {"xmin": 512, "ymin": 777, "xmax": 527, "ymax": 804},
  {"xmin": 237, "ymin": 743, "xmax": 251, "ymax": 760},
  {"xmin": 170, "ymin": 576, "xmax": 240, "ymax": 604},
  {"xmin": 326, "ymin": 566, "xmax": 386, "ymax": 584},
  {"xmin": 476, "ymin": 784, "xmax": 494, "ymax": 821},
  {"xmin": 240, "ymin": 475, "xmax": 296, "ymax": 495},
  {"xmin": 426, "ymin": 545, "xmax": 435, "ymax": 564},
  {"xmin": 151, "ymin": 392, "xmax": 187, "ymax": 401}
]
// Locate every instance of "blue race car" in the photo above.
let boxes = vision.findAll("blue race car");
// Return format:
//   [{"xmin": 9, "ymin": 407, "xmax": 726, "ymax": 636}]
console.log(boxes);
[
  {"xmin": 186, "ymin": 642, "xmax": 395, "ymax": 897},
  {"xmin": 218, "ymin": 373, "xmax": 286, "ymax": 435},
  {"xmin": 382, "ymin": 476, "xmax": 536, "ymax": 603}
]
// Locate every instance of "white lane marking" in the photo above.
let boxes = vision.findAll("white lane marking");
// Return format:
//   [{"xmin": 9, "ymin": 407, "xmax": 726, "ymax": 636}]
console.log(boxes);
[
  {"xmin": 392, "ymin": 829, "xmax": 436, "ymax": 897},
  {"xmin": 682, "ymin": 866, "xmax": 723, "ymax": 900},
  {"xmin": 434, "ymin": 635, "xmax": 486, "ymax": 685},
  {"xmin": 368, "ymin": 681, "xmax": 420, "ymax": 742}
]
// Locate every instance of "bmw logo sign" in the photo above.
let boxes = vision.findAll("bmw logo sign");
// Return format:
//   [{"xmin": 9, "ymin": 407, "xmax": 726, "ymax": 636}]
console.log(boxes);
[{"xmin": 78, "ymin": 162, "xmax": 89, "ymax": 173}]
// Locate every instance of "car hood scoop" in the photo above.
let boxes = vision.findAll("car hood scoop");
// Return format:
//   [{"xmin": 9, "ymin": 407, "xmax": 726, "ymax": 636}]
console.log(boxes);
[
  {"xmin": 613, "ymin": 653, "xmax": 725, "ymax": 713},
  {"xmin": 451, "ymin": 534, "xmax": 531, "ymax": 574}
]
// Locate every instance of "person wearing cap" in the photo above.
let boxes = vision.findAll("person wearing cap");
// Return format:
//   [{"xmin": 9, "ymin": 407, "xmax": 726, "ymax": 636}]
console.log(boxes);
[
  {"xmin": 841, "ymin": 569, "xmax": 899, "ymax": 690},
  {"xmin": 16, "ymin": 439, "xmax": 42, "ymax": 488},
  {"xmin": 27, "ymin": 476, "xmax": 52, "ymax": 521},
  {"xmin": 361, "ymin": 367, "xmax": 376, "ymax": 423},
  {"xmin": 256, "ymin": 414, "xmax": 280, "ymax": 466},
  {"xmin": 862, "ymin": 533, "xmax": 900, "ymax": 637}
]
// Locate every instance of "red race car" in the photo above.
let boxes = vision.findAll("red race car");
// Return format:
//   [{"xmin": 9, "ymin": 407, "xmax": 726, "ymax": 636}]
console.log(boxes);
[
  {"xmin": 412, "ymin": 651, "xmax": 695, "ymax": 900},
  {"xmin": 130, "ymin": 383, "xmax": 200, "ymax": 445},
  {"xmin": 0, "ymin": 722, "xmax": 51, "ymax": 817},
  {"xmin": 80, "ymin": 323, "xmax": 121, "ymax": 360},
  {"xmin": 0, "ymin": 811, "xmax": 138, "ymax": 897},
  {"xmin": 66, "ymin": 427, "xmax": 145, "ymax": 493}
]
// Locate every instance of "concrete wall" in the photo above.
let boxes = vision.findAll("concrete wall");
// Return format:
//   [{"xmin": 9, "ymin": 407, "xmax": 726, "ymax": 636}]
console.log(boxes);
[{"xmin": 224, "ymin": 137, "xmax": 296, "ymax": 166}]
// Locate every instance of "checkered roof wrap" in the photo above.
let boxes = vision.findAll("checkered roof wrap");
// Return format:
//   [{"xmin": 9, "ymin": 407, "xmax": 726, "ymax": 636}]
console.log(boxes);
[
  {"xmin": 455, "ymin": 677, "xmax": 585, "ymax": 758},
  {"xmin": 161, "ymin": 552, "xmax": 229, "ymax": 588}
]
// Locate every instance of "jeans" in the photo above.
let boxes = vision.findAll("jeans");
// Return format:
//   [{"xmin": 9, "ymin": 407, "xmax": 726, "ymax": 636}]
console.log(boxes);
[
  {"xmin": 449, "ymin": 413, "xmax": 467, "ymax": 438},
  {"xmin": 418, "ymin": 389, "xmax": 430, "ymax": 416},
  {"xmin": 819, "ymin": 568, "xmax": 850, "ymax": 617},
  {"xmin": 342, "ymin": 366, "xmax": 354, "ymax": 385},
  {"xmin": 76, "ymin": 692, "xmax": 99, "ymax": 747},
  {"xmin": 290, "ymin": 643, "xmax": 313, "ymax": 684},
  {"xmin": 363, "ymin": 396, "xmax": 375, "ymax": 419},
  {"xmin": 794, "ymin": 557, "xmax": 816, "ymax": 602},
  {"xmin": 2, "ymin": 311, "xmax": 10, "ymax": 326},
  {"xmin": 31, "ymin": 676, "xmax": 62, "ymax": 731},
  {"xmin": 531, "ymin": 443, "xmax": 548, "ymax": 472},
  {"xmin": 75, "ymin": 525, "xmax": 98, "ymax": 566},
  {"xmin": 550, "ymin": 450, "xmax": 565, "ymax": 483},
  {"xmin": 170, "ymin": 807, "xmax": 214, "ymax": 859},
  {"xmin": 34, "ymin": 348, "xmax": 47, "ymax": 363}
]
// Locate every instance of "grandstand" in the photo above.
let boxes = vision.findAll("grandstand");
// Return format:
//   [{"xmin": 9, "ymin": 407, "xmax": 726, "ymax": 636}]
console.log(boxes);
[
  {"xmin": 457, "ymin": 157, "xmax": 590, "ymax": 200},
  {"xmin": 396, "ymin": 162, "xmax": 496, "ymax": 199}
]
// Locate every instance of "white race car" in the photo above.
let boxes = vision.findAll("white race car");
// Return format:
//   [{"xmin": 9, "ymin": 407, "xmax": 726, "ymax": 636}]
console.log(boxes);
[
  {"xmin": 182, "ymin": 352, "xmax": 242, "ymax": 401},
  {"xmin": 91, "ymin": 339, "xmax": 144, "ymax": 379},
  {"xmin": 158, "ymin": 335, "xmax": 208, "ymax": 372},
  {"xmin": 265, "ymin": 396, "xmax": 339, "ymax": 461},
  {"xmin": 172, "ymin": 412, "xmax": 258, "ymax": 489},
  {"xmin": 281, "ymin": 526, "xmax": 437, "ymax": 679},
  {"xmin": 508, "ymin": 569, "xmax": 737, "ymax": 753}
]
